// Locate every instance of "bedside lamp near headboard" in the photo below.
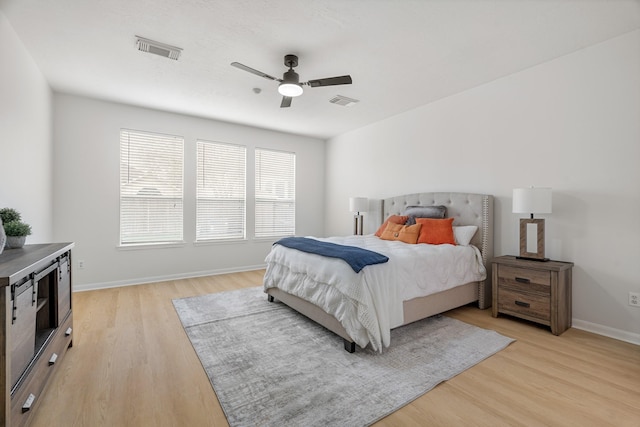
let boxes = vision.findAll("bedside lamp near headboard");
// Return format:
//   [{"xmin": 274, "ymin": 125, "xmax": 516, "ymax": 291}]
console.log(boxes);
[
  {"xmin": 513, "ymin": 187, "xmax": 552, "ymax": 261},
  {"xmin": 349, "ymin": 197, "xmax": 368, "ymax": 235}
]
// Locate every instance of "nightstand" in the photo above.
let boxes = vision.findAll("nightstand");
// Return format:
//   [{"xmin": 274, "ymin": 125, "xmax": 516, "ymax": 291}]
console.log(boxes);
[{"xmin": 492, "ymin": 255, "xmax": 573, "ymax": 335}]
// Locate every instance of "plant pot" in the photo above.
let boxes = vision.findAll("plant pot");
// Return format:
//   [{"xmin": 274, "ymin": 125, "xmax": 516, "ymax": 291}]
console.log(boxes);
[{"xmin": 6, "ymin": 236, "xmax": 26, "ymax": 249}]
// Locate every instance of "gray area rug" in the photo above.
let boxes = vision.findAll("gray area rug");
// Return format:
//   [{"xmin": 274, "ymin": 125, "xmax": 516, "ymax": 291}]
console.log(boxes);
[{"xmin": 173, "ymin": 287, "xmax": 514, "ymax": 427}]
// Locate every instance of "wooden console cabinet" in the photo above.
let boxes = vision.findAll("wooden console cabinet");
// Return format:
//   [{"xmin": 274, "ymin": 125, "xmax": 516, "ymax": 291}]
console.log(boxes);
[{"xmin": 0, "ymin": 243, "xmax": 74, "ymax": 426}]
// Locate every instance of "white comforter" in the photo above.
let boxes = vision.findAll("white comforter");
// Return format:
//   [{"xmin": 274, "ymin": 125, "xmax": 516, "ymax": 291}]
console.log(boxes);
[{"xmin": 263, "ymin": 235, "xmax": 486, "ymax": 352}]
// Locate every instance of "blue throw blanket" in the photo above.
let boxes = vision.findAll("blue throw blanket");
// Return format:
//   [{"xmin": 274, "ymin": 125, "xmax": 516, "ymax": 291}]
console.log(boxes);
[{"xmin": 274, "ymin": 237, "xmax": 389, "ymax": 273}]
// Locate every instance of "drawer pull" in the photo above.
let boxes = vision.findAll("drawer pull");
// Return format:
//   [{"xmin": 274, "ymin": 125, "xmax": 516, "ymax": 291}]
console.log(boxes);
[
  {"xmin": 515, "ymin": 300, "xmax": 531, "ymax": 308},
  {"xmin": 65, "ymin": 327, "xmax": 73, "ymax": 336},
  {"xmin": 49, "ymin": 353, "xmax": 58, "ymax": 365},
  {"xmin": 22, "ymin": 393, "xmax": 36, "ymax": 412},
  {"xmin": 515, "ymin": 277, "xmax": 531, "ymax": 284}
]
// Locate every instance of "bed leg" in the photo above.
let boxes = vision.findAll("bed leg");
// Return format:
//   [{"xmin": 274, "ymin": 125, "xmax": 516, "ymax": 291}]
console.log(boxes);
[
  {"xmin": 267, "ymin": 295, "xmax": 275, "ymax": 303},
  {"xmin": 344, "ymin": 339, "xmax": 356, "ymax": 353}
]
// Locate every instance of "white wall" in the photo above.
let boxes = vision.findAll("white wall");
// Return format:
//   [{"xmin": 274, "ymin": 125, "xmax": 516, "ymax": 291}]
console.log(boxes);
[
  {"xmin": 53, "ymin": 94, "xmax": 324, "ymax": 289},
  {"xmin": 0, "ymin": 12, "xmax": 53, "ymax": 242},
  {"xmin": 325, "ymin": 30, "xmax": 640, "ymax": 343}
]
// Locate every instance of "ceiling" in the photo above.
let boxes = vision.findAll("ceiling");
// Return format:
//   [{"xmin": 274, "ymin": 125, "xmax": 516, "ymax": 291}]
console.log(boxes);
[{"xmin": 2, "ymin": 0, "xmax": 639, "ymax": 139}]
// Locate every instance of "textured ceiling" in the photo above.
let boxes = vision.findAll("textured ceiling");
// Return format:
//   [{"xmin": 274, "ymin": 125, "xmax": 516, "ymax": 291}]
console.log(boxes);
[{"xmin": 2, "ymin": 0, "xmax": 639, "ymax": 139}]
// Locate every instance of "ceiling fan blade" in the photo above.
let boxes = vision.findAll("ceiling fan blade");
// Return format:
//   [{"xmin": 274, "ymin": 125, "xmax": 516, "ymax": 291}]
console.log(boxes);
[
  {"xmin": 280, "ymin": 96, "xmax": 292, "ymax": 108},
  {"xmin": 231, "ymin": 62, "xmax": 281, "ymax": 81},
  {"xmin": 306, "ymin": 75, "xmax": 352, "ymax": 87}
]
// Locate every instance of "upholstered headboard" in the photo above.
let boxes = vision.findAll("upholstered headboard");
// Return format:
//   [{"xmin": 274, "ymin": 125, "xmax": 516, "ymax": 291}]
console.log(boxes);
[{"xmin": 381, "ymin": 192, "xmax": 494, "ymax": 308}]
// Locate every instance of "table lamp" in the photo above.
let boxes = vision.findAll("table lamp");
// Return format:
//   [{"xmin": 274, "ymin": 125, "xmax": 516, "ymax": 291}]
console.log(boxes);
[
  {"xmin": 349, "ymin": 197, "xmax": 368, "ymax": 235},
  {"xmin": 512, "ymin": 187, "xmax": 552, "ymax": 261}
]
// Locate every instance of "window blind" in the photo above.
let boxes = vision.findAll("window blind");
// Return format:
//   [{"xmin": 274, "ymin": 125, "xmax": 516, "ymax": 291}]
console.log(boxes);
[
  {"xmin": 119, "ymin": 129, "xmax": 184, "ymax": 245},
  {"xmin": 196, "ymin": 141, "xmax": 246, "ymax": 240},
  {"xmin": 255, "ymin": 148, "xmax": 296, "ymax": 238}
]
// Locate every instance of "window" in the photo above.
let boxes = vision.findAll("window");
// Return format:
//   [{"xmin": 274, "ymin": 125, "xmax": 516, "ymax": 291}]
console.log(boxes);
[
  {"xmin": 255, "ymin": 148, "xmax": 295, "ymax": 238},
  {"xmin": 196, "ymin": 140, "xmax": 246, "ymax": 240},
  {"xmin": 119, "ymin": 129, "xmax": 184, "ymax": 245}
]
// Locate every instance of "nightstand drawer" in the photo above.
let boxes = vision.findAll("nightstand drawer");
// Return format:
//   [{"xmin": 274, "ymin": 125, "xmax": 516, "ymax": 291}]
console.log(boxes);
[
  {"xmin": 498, "ymin": 288, "xmax": 550, "ymax": 321},
  {"xmin": 499, "ymin": 265, "xmax": 551, "ymax": 294}
]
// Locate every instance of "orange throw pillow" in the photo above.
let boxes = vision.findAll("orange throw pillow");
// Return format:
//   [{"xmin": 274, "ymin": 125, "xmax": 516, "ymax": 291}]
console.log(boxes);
[
  {"xmin": 416, "ymin": 217, "xmax": 456, "ymax": 245},
  {"xmin": 374, "ymin": 215, "xmax": 409, "ymax": 237},
  {"xmin": 380, "ymin": 222, "xmax": 422, "ymax": 244}
]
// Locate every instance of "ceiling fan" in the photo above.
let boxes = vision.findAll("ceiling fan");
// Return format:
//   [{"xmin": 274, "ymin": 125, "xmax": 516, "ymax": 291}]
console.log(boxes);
[{"xmin": 231, "ymin": 54, "xmax": 352, "ymax": 108}]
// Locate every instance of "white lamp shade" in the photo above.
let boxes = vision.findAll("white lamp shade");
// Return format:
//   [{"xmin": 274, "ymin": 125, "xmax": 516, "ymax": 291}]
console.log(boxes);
[
  {"xmin": 349, "ymin": 197, "xmax": 368, "ymax": 213},
  {"xmin": 512, "ymin": 187, "xmax": 552, "ymax": 214}
]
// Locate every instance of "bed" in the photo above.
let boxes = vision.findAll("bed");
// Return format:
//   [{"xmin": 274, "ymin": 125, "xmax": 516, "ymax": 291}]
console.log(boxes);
[{"xmin": 263, "ymin": 192, "xmax": 494, "ymax": 352}]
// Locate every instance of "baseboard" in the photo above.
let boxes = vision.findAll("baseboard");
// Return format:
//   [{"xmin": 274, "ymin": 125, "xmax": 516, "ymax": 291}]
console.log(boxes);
[
  {"xmin": 73, "ymin": 264, "xmax": 267, "ymax": 292},
  {"xmin": 572, "ymin": 319, "xmax": 640, "ymax": 345}
]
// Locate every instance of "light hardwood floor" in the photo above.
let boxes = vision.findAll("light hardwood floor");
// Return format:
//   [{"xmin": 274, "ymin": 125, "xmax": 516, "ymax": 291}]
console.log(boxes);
[{"xmin": 30, "ymin": 270, "xmax": 639, "ymax": 427}]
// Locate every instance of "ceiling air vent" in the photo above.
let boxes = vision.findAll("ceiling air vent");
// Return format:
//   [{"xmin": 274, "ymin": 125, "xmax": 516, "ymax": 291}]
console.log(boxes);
[
  {"xmin": 329, "ymin": 95, "xmax": 359, "ymax": 107},
  {"xmin": 136, "ymin": 36, "xmax": 182, "ymax": 60}
]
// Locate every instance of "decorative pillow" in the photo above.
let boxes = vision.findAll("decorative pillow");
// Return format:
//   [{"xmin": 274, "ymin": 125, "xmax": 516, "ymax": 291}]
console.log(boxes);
[
  {"xmin": 374, "ymin": 215, "xmax": 409, "ymax": 237},
  {"xmin": 403, "ymin": 205, "xmax": 447, "ymax": 225},
  {"xmin": 416, "ymin": 217, "xmax": 455, "ymax": 245},
  {"xmin": 379, "ymin": 222, "xmax": 422, "ymax": 244},
  {"xmin": 453, "ymin": 225, "xmax": 478, "ymax": 246}
]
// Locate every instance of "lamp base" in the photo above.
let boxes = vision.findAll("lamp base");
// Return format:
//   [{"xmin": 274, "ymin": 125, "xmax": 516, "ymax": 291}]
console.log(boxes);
[
  {"xmin": 353, "ymin": 214, "xmax": 364, "ymax": 235},
  {"xmin": 516, "ymin": 256, "xmax": 550, "ymax": 262},
  {"xmin": 519, "ymin": 218, "xmax": 547, "ymax": 260}
]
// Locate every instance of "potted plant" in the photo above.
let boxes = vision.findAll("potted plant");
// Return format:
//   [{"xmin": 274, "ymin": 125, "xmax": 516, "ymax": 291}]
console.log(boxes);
[{"xmin": 0, "ymin": 208, "xmax": 32, "ymax": 249}]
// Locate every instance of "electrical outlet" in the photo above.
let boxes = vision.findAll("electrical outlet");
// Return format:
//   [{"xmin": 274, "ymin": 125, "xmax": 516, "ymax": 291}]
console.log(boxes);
[
  {"xmin": 78, "ymin": 260, "xmax": 85, "ymax": 270},
  {"xmin": 630, "ymin": 292, "xmax": 640, "ymax": 307}
]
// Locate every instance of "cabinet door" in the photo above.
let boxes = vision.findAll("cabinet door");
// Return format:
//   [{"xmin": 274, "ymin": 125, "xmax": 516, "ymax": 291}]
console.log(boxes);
[
  {"xmin": 11, "ymin": 279, "xmax": 37, "ymax": 387},
  {"xmin": 57, "ymin": 253, "xmax": 71, "ymax": 322}
]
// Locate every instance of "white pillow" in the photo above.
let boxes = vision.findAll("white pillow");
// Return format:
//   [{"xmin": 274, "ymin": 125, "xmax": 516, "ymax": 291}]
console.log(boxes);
[{"xmin": 453, "ymin": 226, "xmax": 478, "ymax": 246}]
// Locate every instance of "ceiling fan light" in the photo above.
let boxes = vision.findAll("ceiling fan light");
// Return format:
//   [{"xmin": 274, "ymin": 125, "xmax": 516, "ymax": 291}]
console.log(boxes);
[{"xmin": 278, "ymin": 83, "xmax": 303, "ymax": 97}]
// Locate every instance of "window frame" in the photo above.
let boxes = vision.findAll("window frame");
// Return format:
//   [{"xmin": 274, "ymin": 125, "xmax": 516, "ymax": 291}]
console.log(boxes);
[
  {"xmin": 119, "ymin": 129, "xmax": 184, "ymax": 247},
  {"xmin": 195, "ymin": 139, "xmax": 247, "ymax": 242},
  {"xmin": 254, "ymin": 147, "xmax": 296, "ymax": 239}
]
